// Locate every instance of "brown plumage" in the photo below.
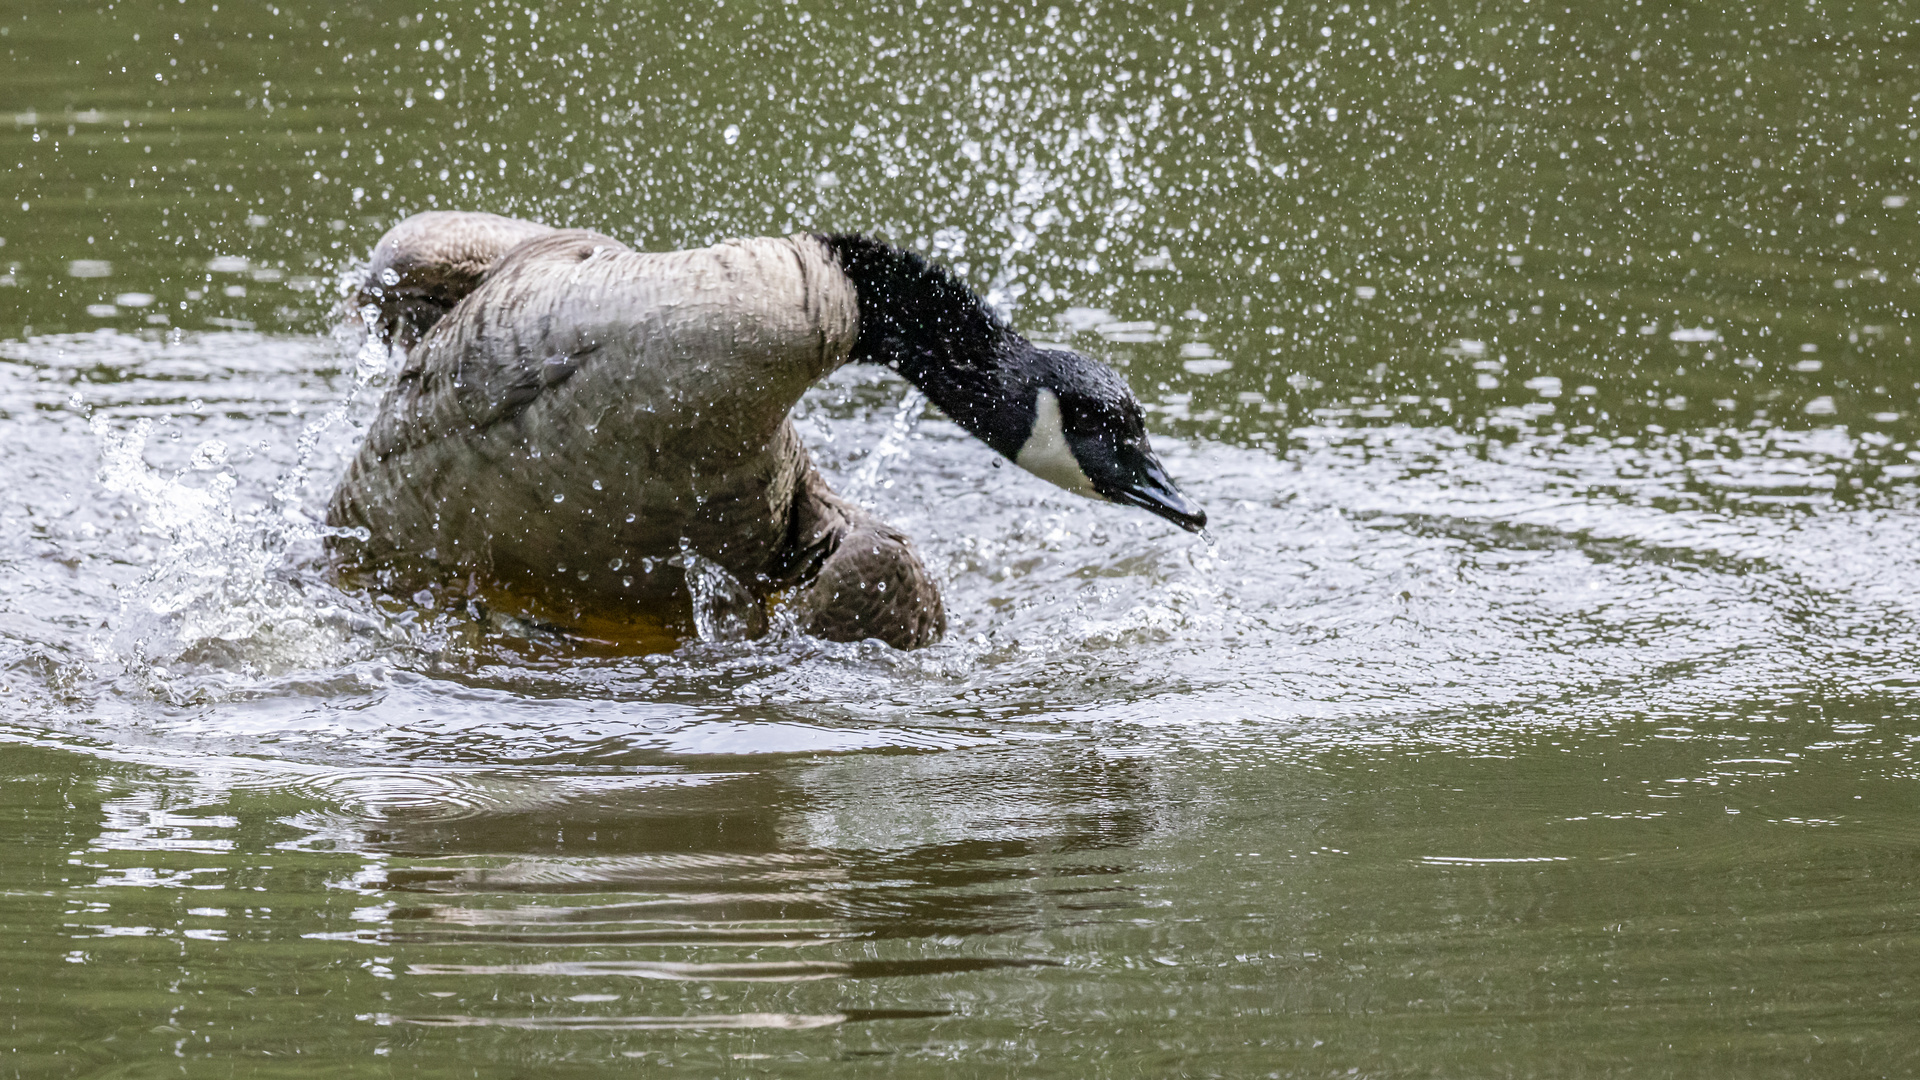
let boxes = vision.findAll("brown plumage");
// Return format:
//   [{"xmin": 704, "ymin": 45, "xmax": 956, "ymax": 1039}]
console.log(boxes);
[{"xmin": 329, "ymin": 212, "xmax": 945, "ymax": 648}]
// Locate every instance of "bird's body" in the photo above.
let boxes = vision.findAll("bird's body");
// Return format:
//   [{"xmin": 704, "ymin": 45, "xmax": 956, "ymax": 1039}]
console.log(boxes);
[{"xmin": 329, "ymin": 212, "xmax": 1201, "ymax": 649}]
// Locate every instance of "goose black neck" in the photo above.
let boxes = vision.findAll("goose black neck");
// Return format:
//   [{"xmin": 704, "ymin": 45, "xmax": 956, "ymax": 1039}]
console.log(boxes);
[{"xmin": 816, "ymin": 233, "xmax": 1033, "ymax": 459}]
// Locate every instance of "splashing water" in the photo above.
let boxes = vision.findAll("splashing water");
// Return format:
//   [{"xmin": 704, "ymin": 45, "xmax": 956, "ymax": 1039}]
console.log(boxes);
[
  {"xmin": 86, "ymin": 412, "xmax": 408, "ymax": 697},
  {"xmin": 270, "ymin": 301, "xmax": 394, "ymax": 512},
  {"xmin": 92, "ymin": 416, "xmax": 253, "ymax": 637},
  {"xmin": 63, "ymin": 324, "xmax": 430, "ymax": 701},
  {"xmin": 841, "ymin": 387, "xmax": 927, "ymax": 507},
  {"xmin": 676, "ymin": 538, "xmax": 761, "ymax": 644}
]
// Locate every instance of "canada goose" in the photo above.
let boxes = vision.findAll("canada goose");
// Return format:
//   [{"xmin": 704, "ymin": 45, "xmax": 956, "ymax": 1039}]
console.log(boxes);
[{"xmin": 328, "ymin": 211, "xmax": 1205, "ymax": 649}]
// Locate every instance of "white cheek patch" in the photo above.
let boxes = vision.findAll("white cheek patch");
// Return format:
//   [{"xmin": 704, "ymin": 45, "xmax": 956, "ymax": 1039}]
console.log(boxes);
[{"xmin": 1014, "ymin": 389, "xmax": 1101, "ymax": 498}]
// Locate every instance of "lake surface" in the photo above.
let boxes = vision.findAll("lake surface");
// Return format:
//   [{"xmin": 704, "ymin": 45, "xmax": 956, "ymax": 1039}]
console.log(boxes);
[{"xmin": 4, "ymin": 0, "xmax": 1919, "ymax": 1075}]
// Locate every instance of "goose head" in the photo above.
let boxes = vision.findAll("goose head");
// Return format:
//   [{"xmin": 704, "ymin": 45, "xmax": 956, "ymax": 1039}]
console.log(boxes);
[
  {"xmin": 818, "ymin": 232, "xmax": 1207, "ymax": 533},
  {"xmin": 984, "ymin": 343, "xmax": 1207, "ymax": 533}
]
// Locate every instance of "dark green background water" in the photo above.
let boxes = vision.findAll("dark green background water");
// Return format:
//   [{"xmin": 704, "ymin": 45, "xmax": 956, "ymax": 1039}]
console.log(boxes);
[{"xmin": 2, "ymin": 0, "xmax": 1918, "ymax": 1075}]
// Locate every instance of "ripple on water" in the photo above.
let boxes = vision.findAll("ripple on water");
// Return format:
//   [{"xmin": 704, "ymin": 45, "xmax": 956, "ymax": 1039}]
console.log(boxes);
[
  {"xmin": 389, "ymin": 1009, "xmax": 952, "ymax": 1031},
  {"xmin": 1, "ymin": 331, "xmax": 1918, "ymax": 770}
]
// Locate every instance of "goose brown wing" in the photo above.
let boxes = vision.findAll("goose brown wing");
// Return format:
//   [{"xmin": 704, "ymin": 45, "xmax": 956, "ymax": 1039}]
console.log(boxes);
[
  {"xmin": 349, "ymin": 211, "xmax": 557, "ymax": 348},
  {"xmin": 366, "ymin": 231, "xmax": 859, "ymax": 457},
  {"xmin": 329, "ymin": 231, "xmax": 863, "ymax": 605}
]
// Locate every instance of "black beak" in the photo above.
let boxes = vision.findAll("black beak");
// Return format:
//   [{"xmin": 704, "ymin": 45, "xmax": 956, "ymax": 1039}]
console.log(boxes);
[{"xmin": 1106, "ymin": 453, "xmax": 1207, "ymax": 532}]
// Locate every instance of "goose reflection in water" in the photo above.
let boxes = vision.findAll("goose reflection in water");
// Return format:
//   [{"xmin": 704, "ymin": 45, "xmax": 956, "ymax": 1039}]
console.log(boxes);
[{"xmin": 306, "ymin": 748, "xmax": 1168, "ymax": 1006}]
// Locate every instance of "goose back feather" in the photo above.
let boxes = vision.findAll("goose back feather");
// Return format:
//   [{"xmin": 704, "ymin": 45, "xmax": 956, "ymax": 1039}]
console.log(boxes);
[{"xmin": 331, "ymin": 225, "xmax": 886, "ymax": 633}]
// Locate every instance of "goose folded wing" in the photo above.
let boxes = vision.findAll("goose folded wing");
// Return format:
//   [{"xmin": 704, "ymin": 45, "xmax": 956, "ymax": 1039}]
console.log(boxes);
[
  {"xmin": 367, "ymin": 232, "xmax": 861, "ymax": 460},
  {"xmin": 350, "ymin": 211, "xmax": 557, "ymax": 348}
]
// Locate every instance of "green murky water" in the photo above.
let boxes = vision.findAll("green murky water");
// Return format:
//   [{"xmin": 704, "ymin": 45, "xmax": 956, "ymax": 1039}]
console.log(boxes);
[{"xmin": 3, "ymin": 0, "xmax": 1919, "ymax": 1075}]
